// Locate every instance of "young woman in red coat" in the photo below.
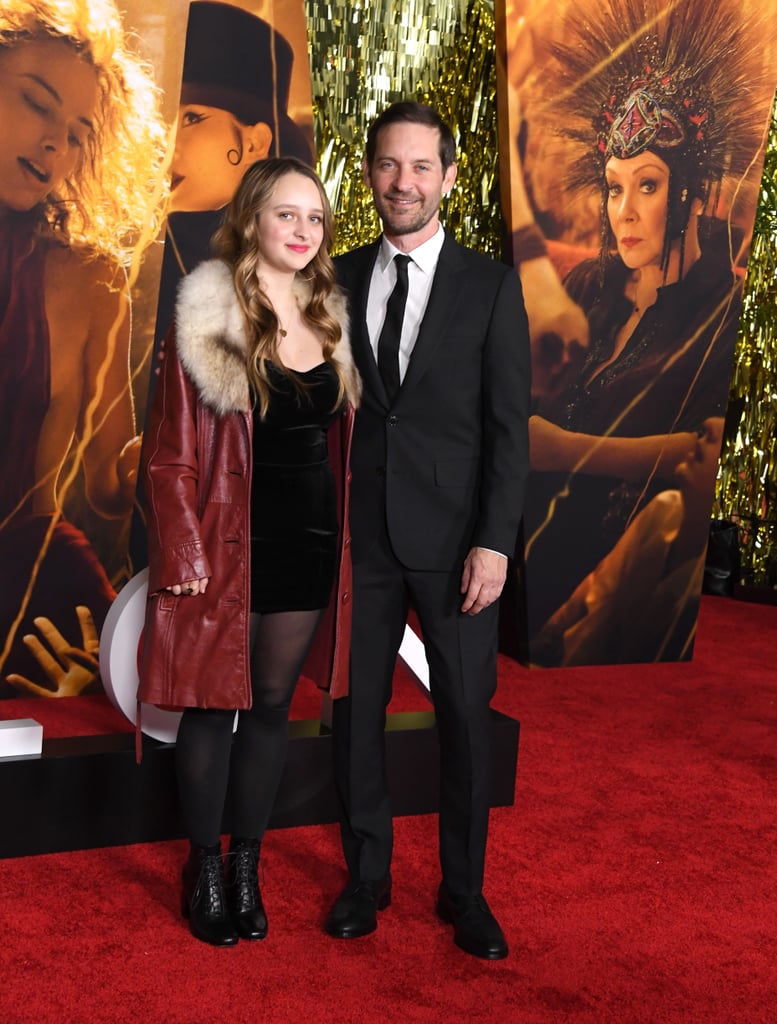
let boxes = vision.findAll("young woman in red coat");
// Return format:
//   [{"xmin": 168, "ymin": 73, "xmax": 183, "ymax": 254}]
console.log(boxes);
[{"xmin": 139, "ymin": 157, "xmax": 360, "ymax": 946}]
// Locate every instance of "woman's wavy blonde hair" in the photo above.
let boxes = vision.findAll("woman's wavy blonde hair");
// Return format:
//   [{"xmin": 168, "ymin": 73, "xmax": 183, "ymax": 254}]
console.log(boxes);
[
  {"xmin": 214, "ymin": 156, "xmax": 347, "ymax": 420},
  {"xmin": 0, "ymin": 0, "xmax": 168, "ymax": 264}
]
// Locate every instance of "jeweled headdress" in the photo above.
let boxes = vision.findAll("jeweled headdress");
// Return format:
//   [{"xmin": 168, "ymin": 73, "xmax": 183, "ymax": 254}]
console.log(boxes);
[{"xmin": 544, "ymin": 0, "xmax": 768, "ymax": 249}]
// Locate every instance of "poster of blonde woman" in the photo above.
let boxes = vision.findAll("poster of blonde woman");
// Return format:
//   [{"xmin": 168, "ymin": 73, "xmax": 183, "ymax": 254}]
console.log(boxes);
[
  {"xmin": 497, "ymin": 0, "xmax": 777, "ymax": 665},
  {"xmin": 1, "ymin": 0, "xmax": 313, "ymax": 699}
]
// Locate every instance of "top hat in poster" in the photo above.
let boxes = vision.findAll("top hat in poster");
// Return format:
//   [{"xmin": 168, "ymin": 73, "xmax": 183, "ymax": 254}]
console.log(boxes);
[{"xmin": 180, "ymin": 1, "xmax": 311, "ymax": 162}]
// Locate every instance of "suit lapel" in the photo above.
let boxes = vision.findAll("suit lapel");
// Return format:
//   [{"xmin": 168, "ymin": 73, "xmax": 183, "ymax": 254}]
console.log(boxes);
[
  {"xmin": 346, "ymin": 233, "xmax": 467, "ymax": 406},
  {"xmin": 347, "ymin": 242, "xmax": 389, "ymax": 405},
  {"xmin": 399, "ymin": 233, "xmax": 466, "ymax": 398}
]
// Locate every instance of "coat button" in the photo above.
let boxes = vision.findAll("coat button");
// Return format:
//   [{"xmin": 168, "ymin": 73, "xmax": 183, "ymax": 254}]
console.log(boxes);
[
  {"xmin": 341, "ymin": 592, "xmax": 350, "ymax": 604},
  {"xmin": 387, "ymin": 415, "xmax": 398, "ymax": 426},
  {"xmin": 344, "ymin": 536, "xmax": 352, "ymax": 547}
]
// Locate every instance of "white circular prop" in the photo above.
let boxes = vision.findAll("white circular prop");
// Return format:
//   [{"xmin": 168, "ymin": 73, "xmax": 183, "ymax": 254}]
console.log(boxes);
[{"xmin": 99, "ymin": 568, "xmax": 182, "ymax": 743}]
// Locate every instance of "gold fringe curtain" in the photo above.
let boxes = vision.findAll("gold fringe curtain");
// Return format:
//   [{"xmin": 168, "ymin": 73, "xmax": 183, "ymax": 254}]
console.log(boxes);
[
  {"xmin": 713, "ymin": 94, "xmax": 777, "ymax": 588},
  {"xmin": 306, "ymin": 0, "xmax": 777, "ymax": 590},
  {"xmin": 305, "ymin": 0, "xmax": 501, "ymax": 256}
]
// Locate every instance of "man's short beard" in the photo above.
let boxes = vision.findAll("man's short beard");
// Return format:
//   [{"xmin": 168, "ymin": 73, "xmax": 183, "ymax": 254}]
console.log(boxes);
[
  {"xmin": 377, "ymin": 195, "xmax": 437, "ymax": 237},
  {"xmin": 384, "ymin": 216, "xmax": 427, "ymax": 235}
]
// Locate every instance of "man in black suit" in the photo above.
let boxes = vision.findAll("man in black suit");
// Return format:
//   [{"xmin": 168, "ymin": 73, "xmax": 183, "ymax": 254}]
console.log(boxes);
[{"xmin": 325, "ymin": 102, "xmax": 530, "ymax": 960}]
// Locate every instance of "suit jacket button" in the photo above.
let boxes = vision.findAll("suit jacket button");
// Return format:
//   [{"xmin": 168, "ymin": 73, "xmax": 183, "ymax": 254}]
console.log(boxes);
[{"xmin": 387, "ymin": 415, "xmax": 398, "ymax": 426}]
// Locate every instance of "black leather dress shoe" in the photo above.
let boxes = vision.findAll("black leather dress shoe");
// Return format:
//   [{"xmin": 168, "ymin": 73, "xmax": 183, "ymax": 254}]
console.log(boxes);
[
  {"xmin": 324, "ymin": 877, "xmax": 392, "ymax": 938},
  {"xmin": 436, "ymin": 885, "xmax": 508, "ymax": 960}
]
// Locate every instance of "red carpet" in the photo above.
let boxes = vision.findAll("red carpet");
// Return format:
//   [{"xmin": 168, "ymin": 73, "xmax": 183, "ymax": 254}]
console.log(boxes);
[{"xmin": 1, "ymin": 595, "xmax": 775, "ymax": 1023}]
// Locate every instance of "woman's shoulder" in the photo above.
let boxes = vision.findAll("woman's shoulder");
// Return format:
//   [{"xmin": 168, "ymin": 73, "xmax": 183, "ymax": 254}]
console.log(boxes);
[
  {"xmin": 178, "ymin": 258, "xmax": 234, "ymax": 306},
  {"xmin": 563, "ymin": 254, "xmax": 626, "ymax": 309},
  {"xmin": 291, "ymin": 276, "xmax": 349, "ymax": 327},
  {"xmin": 176, "ymin": 260, "xmax": 244, "ymax": 347},
  {"xmin": 173, "ymin": 259, "xmax": 250, "ymax": 415},
  {"xmin": 326, "ymin": 282, "xmax": 350, "ymax": 326},
  {"xmin": 45, "ymin": 241, "xmax": 125, "ymax": 292},
  {"xmin": 44, "ymin": 245, "xmax": 129, "ymax": 338}
]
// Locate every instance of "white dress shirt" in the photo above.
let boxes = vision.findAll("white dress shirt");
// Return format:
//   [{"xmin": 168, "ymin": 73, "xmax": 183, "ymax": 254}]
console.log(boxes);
[{"xmin": 365, "ymin": 225, "xmax": 446, "ymax": 383}]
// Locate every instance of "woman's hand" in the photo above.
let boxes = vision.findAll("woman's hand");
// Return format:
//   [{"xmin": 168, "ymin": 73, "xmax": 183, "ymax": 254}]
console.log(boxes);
[
  {"xmin": 167, "ymin": 577, "xmax": 210, "ymax": 597},
  {"xmin": 520, "ymin": 259, "xmax": 589, "ymax": 399},
  {"xmin": 654, "ymin": 431, "xmax": 703, "ymax": 478},
  {"xmin": 4, "ymin": 606, "xmax": 99, "ymax": 697},
  {"xmin": 116, "ymin": 434, "xmax": 142, "ymax": 497}
]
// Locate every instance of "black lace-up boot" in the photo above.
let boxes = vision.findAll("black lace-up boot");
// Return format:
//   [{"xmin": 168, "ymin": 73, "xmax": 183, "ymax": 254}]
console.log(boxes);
[
  {"xmin": 181, "ymin": 843, "xmax": 239, "ymax": 946},
  {"xmin": 226, "ymin": 837, "xmax": 268, "ymax": 940}
]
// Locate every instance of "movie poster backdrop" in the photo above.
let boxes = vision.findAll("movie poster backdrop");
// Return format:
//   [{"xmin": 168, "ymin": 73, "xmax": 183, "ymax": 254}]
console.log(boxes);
[
  {"xmin": 0, "ymin": 0, "xmax": 313, "ymax": 698},
  {"xmin": 497, "ymin": 0, "xmax": 777, "ymax": 666}
]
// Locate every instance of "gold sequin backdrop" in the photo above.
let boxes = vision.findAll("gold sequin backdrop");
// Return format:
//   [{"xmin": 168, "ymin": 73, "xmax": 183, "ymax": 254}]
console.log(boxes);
[
  {"xmin": 305, "ymin": 0, "xmax": 501, "ymax": 254},
  {"xmin": 713, "ymin": 98, "xmax": 777, "ymax": 588},
  {"xmin": 305, "ymin": 0, "xmax": 777, "ymax": 590}
]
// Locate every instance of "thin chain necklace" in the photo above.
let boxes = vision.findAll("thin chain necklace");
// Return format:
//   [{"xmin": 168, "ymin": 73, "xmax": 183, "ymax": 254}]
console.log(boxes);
[{"xmin": 630, "ymin": 281, "xmax": 655, "ymax": 317}]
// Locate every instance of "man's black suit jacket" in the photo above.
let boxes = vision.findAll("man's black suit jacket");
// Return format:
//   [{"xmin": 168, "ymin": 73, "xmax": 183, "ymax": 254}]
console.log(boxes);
[{"xmin": 335, "ymin": 232, "xmax": 531, "ymax": 572}]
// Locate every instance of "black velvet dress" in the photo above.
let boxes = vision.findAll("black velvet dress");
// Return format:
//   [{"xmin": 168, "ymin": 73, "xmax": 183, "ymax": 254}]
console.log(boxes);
[{"xmin": 250, "ymin": 361, "xmax": 341, "ymax": 614}]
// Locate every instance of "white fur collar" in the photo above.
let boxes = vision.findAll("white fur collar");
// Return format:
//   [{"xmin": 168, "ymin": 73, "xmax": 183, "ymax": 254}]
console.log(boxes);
[{"xmin": 174, "ymin": 259, "xmax": 358, "ymax": 415}]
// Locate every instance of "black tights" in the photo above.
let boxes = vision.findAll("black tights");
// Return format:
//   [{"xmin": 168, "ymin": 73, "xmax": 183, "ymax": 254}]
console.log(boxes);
[{"xmin": 175, "ymin": 609, "xmax": 322, "ymax": 848}]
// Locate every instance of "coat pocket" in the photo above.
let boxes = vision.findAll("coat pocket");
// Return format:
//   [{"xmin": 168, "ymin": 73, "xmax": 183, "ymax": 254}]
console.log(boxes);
[
  {"xmin": 137, "ymin": 591, "xmax": 179, "ymax": 707},
  {"xmin": 434, "ymin": 458, "xmax": 479, "ymax": 488}
]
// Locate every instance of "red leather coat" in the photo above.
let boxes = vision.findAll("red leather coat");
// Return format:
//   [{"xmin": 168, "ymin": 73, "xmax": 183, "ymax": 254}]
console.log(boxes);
[{"xmin": 137, "ymin": 259, "xmax": 359, "ymax": 710}]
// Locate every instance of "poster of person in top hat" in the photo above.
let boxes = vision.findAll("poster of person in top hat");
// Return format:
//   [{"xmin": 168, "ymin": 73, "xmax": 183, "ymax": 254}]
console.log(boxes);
[
  {"xmin": 496, "ymin": 0, "xmax": 777, "ymax": 667},
  {"xmin": 2, "ymin": 0, "xmax": 314, "ymax": 701},
  {"xmin": 148, "ymin": 1, "xmax": 314, "ymax": 417},
  {"xmin": 126, "ymin": 0, "xmax": 315, "ymax": 574}
]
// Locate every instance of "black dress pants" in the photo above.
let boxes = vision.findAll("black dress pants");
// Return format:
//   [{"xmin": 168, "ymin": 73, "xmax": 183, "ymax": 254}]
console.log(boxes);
[{"xmin": 332, "ymin": 518, "xmax": 499, "ymax": 900}]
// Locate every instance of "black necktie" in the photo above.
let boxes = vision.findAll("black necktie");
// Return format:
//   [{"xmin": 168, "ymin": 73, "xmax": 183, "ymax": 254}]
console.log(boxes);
[{"xmin": 377, "ymin": 253, "xmax": 411, "ymax": 402}]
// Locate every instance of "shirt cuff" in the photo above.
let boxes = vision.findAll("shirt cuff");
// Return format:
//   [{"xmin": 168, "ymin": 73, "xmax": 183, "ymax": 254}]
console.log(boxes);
[{"xmin": 477, "ymin": 547, "xmax": 508, "ymax": 559}]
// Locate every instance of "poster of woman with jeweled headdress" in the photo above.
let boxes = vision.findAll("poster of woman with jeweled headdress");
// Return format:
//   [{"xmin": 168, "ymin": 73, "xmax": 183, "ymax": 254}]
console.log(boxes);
[{"xmin": 497, "ymin": 0, "xmax": 777, "ymax": 666}]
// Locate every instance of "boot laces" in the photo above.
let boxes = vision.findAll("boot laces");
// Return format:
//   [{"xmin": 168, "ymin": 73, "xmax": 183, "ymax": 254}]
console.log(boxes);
[
  {"xmin": 228, "ymin": 841, "xmax": 263, "ymax": 887},
  {"xmin": 191, "ymin": 851, "xmax": 227, "ymax": 915}
]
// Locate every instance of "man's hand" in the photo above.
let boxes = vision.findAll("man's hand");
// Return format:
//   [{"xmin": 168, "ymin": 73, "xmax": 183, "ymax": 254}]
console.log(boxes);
[
  {"xmin": 5, "ymin": 605, "xmax": 99, "ymax": 697},
  {"xmin": 460, "ymin": 547, "xmax": 508, "ymax": 616}
]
